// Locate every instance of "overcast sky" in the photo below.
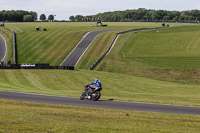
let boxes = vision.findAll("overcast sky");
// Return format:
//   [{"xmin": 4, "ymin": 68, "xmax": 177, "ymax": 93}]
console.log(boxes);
[{"xmin": 0, "ymin": 0, "xmax": 200, "ymax": 20}]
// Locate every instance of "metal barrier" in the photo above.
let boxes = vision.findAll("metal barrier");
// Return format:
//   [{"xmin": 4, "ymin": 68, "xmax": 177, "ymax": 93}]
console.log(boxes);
[
  {"xmin": 13, "ymin": 31, "xmax": 18, "ymax": 64},
  {"xmin": 0, "ymin": 64, "xmax": 74, "ymax": 70}
]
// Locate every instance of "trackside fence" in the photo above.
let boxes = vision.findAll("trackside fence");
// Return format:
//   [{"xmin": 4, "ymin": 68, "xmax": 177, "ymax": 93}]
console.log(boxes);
[
  {"xmin": 89, "ymin": 27, "xmax": 161, "ymax": 70},
  {"xmin": 0, "ymin": 64, "xmax": 74, "ymax": 70},
  {"xmin": 13, "ymin": 31, "xmax": 18, "ymax": 64}
]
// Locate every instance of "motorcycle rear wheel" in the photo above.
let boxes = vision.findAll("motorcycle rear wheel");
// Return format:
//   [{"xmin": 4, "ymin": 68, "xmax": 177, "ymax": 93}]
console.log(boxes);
[{"xmin": 91, "ymin": 91, "xmax": 101, "ymax": 101}]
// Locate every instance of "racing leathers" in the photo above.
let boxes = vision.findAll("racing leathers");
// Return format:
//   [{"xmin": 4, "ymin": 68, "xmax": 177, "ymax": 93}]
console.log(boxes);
[{"xmin": 88, "ymin": 79, "xmax": 102, "ymax": 91}]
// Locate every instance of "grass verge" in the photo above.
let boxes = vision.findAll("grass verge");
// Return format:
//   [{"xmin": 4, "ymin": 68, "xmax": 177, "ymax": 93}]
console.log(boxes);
[{"xmin": 0, "ymin": 99, "xmax": 200, "ymax": 133}]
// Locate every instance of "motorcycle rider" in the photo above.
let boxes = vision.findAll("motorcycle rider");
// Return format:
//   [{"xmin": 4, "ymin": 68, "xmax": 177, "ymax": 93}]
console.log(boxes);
[
  {"xmin": 86, "ymin": 78, "xmax": 102, "ymax": 99},
  {"xmin": 88, "ymin": 78, "xmax": 102, "ymax": 91}
]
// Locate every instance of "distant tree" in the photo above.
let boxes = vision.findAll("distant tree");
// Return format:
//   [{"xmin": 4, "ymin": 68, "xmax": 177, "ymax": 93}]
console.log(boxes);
[
  {"xmin": 30, "ymin": 11, "xmax": 37, "ymax": 21},
  {"xmin": 69, "ymin": 15, "xmax": 75, "ymax": 21},
  {"xmin": 179, "ymin": 12, "xmax": 187, "ymax": 20},
  {"xmin": 0, "ymin": 13, "xmax": 3, "ymax": 21},
  {"xmin": 40, "ymin": 14, "xmax": 46, "ymax": 21},
  {"xmin": 2, "ymin": 9, "xmax": 200, "ymax": 22},
  {"xmin": 163, "ymin": 16, "xmax": 170, "ymax": 21},
  {"xmin": 81, "ymin": 8, "xmax": 199, "ymax": 22},
  {"xmin": 75, "ymin": 15, "xmax": 83, "ymax": 21},
  {"xmin": 0, "ymin": 10, "xmax": 37, "ymax": 22},
  {"xmin": 48, "ymin": 15, "xmax": 54, "ymax": 22},
  {"xmin": 195, "ymin": 17, "xmax": 200, "ymax": 22},
  {"xmin": 188, "ymin": 15, "xmax": 195, "ymax": 20},
  {"xmin": 84, "ymin": 16, "xmax": 93, "ymax": 21},
  {"xmin": 23, "ymin": 15, "xmax": 33, "ymax": 22}
]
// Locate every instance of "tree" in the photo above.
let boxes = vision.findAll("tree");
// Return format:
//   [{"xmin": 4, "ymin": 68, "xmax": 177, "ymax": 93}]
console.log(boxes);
[
  {"xmin": 0, "ymin": 10, "xmax": 37, "ymax": 22},
  {"xmin": 48, "ymin": 15, "xmax": 54, "ymax": 22},
  {"xmin": 23, "ymin": 15, "xmax": 33, "ymax": 22},
  {"xmin": 195, "ymin": 17, "xmax": 200, "ymax": 22},
  {"xmin": 69, "ymin": 15, "xmax": 75, "ymax": 21},
  {"xmin": 188, "ymin": 15, "xmax": 195, "ymax": 20},
  {"xmin": 30, "ymin": 11, "xmax": 37, "ymax": 21},
  {"xmin": 0, "ymin": 12, "xmax": 3, "ymax": 21},
  {"xmin": 75, "ymin": 15, "xmax": 83, "ymax": 21},
  {"xmin": 40, "ymin": 14, "xmax": 46, "ymax": 21}
]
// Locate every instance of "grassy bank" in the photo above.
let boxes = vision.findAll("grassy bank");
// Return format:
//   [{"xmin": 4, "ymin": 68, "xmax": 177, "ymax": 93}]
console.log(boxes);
[
  {"xmin": 3, "ymin": 22, "xmax": 164, "ymax": 65},
  {"xmin": 76, "ymin": 31, "xmax": 118, "ymax": 69},
  {"xmin": 83, "ymin": 25, "xmax": 200, "ymax": 82},
  {"xmin": 0, "ymin": 69, "xmax": 200, "ymax": 107},
  {"xmin": 0, "ymin": 99, "xmax": 199, "ymax": 133}
]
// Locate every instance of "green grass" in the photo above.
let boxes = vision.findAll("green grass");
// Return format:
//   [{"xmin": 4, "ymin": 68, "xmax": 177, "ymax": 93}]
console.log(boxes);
[
  {"xmin": 1, "ymin": 22, "xmax": 200, "ymax": 106},
  {"xmin": 76, "ymin": 31, "xmax": 118, "ymax": 69},
  {"xmin": 8, "ymin": 22, "xmax": 97, "ymax": 65},
  {"xmin": 0, "ymin": 99, "xmax": 200, "ymax": 133},
  {"xmin": 84, "ymin": 25, "xmax": 200, "ymax": 82},
  {"xmin": 0, "ymin": 26, "xmax": 13, "ymax": 62},
  {"xmin": 1, "ymin": 22, "xmax": 200, "ymax": 132},
  {"xmin": 0, "ymin": 69, "xmax": 200, "ymax": 107},
  {"xmin": 122, "ymin": 26, "xmax": 200, "ymax": 68},
  {"xmin": 76, "ymin": 22, "xmax": 188, "ymax": 69},
  {"xmin": 3, "ymin": 22, "xmax": 167, "ymax": 65}
]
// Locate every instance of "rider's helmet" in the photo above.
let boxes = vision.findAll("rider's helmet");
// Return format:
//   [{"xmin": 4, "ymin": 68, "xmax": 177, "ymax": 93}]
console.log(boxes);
[{"xmin": 94, "ymin": 78, "xmax": 98, "ymax": 83}]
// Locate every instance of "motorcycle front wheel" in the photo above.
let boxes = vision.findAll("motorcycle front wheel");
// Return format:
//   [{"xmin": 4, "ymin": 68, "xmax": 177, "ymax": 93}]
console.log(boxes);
[
  {"xmin": 80, "ymin": 95, "xmax": 84, "ymax": 100},
  {"xmin": 80, "ymin": 92, "xmax": 86, "ymax": 100}
]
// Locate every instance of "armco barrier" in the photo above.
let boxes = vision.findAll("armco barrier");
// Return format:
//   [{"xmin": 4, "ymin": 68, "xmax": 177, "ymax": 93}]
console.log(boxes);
[
  {"xmin": 13, "ymin": 31, "xmax": 18, "ymax": 64},
  {"xmin": 0, "ymin": 64, "xmax": 74, "ymax": 70},
  {"xmin": 89, "ymin": 34, "xmax": 119, "ymax": 70},
  {"xmin": 89, "ymin": 27, "xmax": 160, "ymax": 70}
]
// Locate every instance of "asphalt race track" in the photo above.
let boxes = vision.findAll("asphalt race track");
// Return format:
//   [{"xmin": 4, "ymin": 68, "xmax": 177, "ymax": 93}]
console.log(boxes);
[
  {"xmin": 0, "ymin": 91, "xmax": 200, "ymax": 115},
  {"xmin": 0, "ymin": 34, "xmax": 6, "ymax": 61},
  {"xmin": 60, "ymin": 30, "xmax": 115, "ymax": 67}
]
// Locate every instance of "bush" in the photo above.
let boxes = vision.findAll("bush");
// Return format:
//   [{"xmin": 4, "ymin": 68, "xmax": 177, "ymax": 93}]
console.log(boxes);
[{"xmin": 23, "ymin": 15, "xmax": 33, "ymax": 22}]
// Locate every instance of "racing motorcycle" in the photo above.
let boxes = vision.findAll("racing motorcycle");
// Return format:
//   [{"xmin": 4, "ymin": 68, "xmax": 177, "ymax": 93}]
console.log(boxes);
[{"xmin": 80, "ymin": 85, "xmax": 101, "ymax": 101}]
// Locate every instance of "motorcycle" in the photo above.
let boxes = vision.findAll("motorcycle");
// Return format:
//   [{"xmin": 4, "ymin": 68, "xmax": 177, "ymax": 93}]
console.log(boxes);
[{"xmin": 80, "ymin": 85, "xmax": 101, "ymax": 101}]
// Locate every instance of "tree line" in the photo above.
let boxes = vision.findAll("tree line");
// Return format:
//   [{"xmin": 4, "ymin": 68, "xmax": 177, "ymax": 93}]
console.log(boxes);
[
  {"xmin": 0, "ymin": 10, "xmax": 37, "ymax": 22},
  {"xmin": 39, "ymin": 14, "xmax": 55, "ymax": 22},
  {"xmin": 0, "ymin": 10, "xmax": 55, "ymax": 22},
  {"xmin": 69, "ymin": 8, "xmax": 200, "ymax": 22}
]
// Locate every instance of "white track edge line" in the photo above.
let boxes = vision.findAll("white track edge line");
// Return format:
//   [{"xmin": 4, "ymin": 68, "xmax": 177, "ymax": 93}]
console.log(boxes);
[
  {"xmin": 74, "ymin": 32, "xmax": 105, "ymax": 67},
  {"xmin": 75, "ymin": 30, "xmax": 116, "ymax": 67},
  {"xmin": 0, "ymin": 34, "xmax": 7, "ymax": 62},
  {"xmin": 60, "ymin": 31, "xmax": 92, "ymax": 66},
  {"xmin": 106, "ymin": 34, "xmax": 119, "ymax": 55}
]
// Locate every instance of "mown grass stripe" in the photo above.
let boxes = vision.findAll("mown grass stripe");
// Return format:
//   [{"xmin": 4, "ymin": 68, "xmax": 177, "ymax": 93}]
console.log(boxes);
[
  {"xmin": 0, "ymin": 69, "xmax": 200, "ymax": 106},
  {"xmin": 6, "ymin": 22, "xmax": 164, "ymax": 66}
]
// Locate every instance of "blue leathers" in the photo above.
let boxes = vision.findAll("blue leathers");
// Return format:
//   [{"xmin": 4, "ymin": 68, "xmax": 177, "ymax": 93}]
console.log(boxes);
[{"xmin": 88, "ymin": 79, "xmax": 102, "ymax": 89}]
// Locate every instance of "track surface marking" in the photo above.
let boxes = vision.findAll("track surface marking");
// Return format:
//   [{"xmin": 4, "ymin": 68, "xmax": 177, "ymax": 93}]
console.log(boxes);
[
  {"xmin": 60, "ymin": 30, "xmax": 115, "ymax": 67},
  {"xmin": 0, "ymin": 34, "xmax": 6, "ymax": 61}
]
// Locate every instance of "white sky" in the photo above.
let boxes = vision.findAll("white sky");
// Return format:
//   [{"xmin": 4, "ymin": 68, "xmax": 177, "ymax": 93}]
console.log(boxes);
[{"xmin": 0, "ymin": 0, "xmax": 200, "ymax": 20}]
